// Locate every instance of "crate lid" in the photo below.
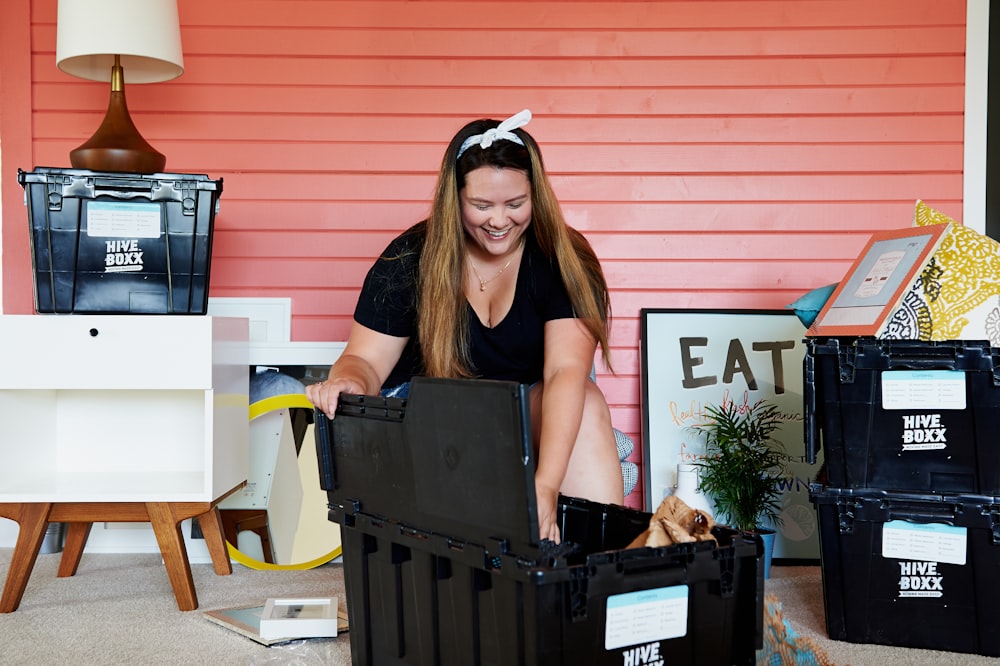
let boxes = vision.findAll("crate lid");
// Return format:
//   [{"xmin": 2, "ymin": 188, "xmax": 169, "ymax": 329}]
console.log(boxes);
[
  {"xmin": 808, "ymin": 483, "xmax": 1000, "ymax": 529},
  {"xmin": 320, "ymin": 377, "xmax": 540, "ymax": 556},
  {"xmin": 806, "ymin": 337, "xmax": 1000, "ymax": 371},
  {"xmin": 18, "ymin": 166, "xmax": 221, "ymax": 193}
]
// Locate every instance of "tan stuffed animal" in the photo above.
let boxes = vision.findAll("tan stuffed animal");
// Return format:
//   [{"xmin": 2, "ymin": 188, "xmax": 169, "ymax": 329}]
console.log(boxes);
[{"xmin": 627, "ymin": 495, "xmax": 716, "ymax": 549}]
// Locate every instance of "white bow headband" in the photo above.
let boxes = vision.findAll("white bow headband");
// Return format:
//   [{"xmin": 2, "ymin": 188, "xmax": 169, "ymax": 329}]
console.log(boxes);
[{"xmin": 457, "ymin": 109, "xmax": 532, "ymax": 158}]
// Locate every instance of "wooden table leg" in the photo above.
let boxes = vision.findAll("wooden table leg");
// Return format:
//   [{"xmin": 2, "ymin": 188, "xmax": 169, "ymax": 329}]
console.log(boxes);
[
  {"xmin": 0, "ymin": 503, "xmax": 53, "ymax": 613},
  {"xmin": 197, "ymin": 507, "xmax": 233, "ymax": 576},
  {"xmin": 57, "ymin": 522, "xmax": 94, "ymax": 578},
  {"xmin": 146, "ymin": 502, "xmax": 198, "ymax": 611},
  {"xmin": 218, "ymin": 509, "xmax": 241, "ymax": 551},
  {"xmin": 218, "ymin": 508, "xmax": 274, "ymax": 563},
  {"xmin": 3, "ymin": 493, "xmax": 239, "ymax": 613}
]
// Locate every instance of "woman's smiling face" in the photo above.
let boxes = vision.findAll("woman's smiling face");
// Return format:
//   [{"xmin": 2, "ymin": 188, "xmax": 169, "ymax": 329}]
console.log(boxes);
[{"xmin": 460, "ymin": 166, "xmax": 532, "ymax": 258}]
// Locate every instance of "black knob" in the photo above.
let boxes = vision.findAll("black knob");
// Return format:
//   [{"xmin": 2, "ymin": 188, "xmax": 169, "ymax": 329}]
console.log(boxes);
[{"xmin": 89, "ymin": 328, "xmax": 98, "ymax": 337}]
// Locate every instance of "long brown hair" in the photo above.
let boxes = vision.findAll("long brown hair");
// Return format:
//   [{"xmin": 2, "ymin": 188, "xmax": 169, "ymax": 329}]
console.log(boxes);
[{"xmin": 418, "ymin": 117, "xmax": 613, "ymax": 378}]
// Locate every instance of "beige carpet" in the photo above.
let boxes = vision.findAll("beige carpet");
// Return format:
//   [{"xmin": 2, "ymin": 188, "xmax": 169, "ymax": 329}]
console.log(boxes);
[
  {"xmin": 0, "ymin": 550, "xmax": 351, "ymax": 665},
  {"xmin": 1, "ymin": 551, "xmax": 997, "ymax": 665}
]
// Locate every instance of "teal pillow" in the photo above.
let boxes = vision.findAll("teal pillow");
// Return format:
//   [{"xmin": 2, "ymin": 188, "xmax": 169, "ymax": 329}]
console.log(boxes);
[{"xmin": 787, "ymin": 283, "xmax": 837, "ymax": 327}]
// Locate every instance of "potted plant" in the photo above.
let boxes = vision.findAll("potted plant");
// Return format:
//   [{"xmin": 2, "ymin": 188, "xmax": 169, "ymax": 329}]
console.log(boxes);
[{"xmin": 688, "ymin": 398, "xmax": 788, "ymax": 577}]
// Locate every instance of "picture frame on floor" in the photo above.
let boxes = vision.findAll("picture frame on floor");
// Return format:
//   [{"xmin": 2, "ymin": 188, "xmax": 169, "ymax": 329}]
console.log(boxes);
[{"xmin": 203, "ymin": 600, "xmax": 348, "ymax": 646}]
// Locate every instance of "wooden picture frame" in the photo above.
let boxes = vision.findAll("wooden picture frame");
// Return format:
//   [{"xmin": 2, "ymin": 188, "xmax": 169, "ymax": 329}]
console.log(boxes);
[{"xmin": 808, "ymin": 223, "xmax": 951, "ymax": 337}]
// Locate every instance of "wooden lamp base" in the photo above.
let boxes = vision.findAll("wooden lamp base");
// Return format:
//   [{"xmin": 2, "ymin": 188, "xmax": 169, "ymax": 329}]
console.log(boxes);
[{"xmin": 70, "ymin": 70, "xmax": 166, "ymax": 174}]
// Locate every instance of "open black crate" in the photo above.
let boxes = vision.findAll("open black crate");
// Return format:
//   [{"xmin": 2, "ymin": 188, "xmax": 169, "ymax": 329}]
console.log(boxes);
[{"xmin": 316, "ymin": 377, "xmax": 763, "ymax": 665}]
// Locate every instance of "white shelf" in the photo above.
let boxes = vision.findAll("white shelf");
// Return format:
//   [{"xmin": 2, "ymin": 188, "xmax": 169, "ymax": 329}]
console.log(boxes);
[
  {"xmin": 0, "ymin": 315, "xmax": 249, "ymax": 504},
  {"xmin": 0, "ymin": 471, "xmax": 207, "ymax": 503},
  {"xmin": 249, "ymin": 341, "xmax": 346, "ymax": 368}
]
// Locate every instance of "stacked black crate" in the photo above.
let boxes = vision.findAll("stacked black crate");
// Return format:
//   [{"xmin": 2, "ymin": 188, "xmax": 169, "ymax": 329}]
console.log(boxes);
[
  {"xmin": 19, "ymin": 167, "xmax": 222, "ymax": 315},
  {"xmin": 804, "ymin": 337, "xmax": 1000, "ymax": 657}
]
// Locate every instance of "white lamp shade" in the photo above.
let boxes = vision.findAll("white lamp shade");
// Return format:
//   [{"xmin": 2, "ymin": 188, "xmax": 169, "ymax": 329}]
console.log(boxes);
[{"xmin": 56, "ymin": 0, "xmax": 184, "ymax": 84}]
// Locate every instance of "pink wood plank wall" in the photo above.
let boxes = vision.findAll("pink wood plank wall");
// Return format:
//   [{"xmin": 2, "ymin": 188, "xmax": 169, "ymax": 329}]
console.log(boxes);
[{"xmin": 1, "ymin": 0, "xmax": 966, "ymax": 508}]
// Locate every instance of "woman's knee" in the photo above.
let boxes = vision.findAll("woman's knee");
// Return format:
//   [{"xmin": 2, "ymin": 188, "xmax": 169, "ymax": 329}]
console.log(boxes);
[{"xmin": 581, "ymin": 381, "xmax": 613, "ymax": 432}]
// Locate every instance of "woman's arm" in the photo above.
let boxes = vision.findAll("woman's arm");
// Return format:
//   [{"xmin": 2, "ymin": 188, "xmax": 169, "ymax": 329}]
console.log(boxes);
[
  {"xmin": 533, "ymin": 317, "xmax": 600, "ymax": 542},
  {"xmin": 306, "ymin": 321, "xmax": 409, "ymax": 419}
]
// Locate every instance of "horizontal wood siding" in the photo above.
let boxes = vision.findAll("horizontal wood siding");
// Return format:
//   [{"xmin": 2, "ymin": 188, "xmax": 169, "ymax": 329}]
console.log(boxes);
[{"xmin": 7, "ymin": 0, "xmax": 967, "ymax": 508}]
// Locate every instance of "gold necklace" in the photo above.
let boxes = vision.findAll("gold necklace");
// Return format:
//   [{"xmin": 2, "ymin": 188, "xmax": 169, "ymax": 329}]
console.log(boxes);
[{"xmin": 468, "ymin": 241, "xmax": 522, "ymax": 291}]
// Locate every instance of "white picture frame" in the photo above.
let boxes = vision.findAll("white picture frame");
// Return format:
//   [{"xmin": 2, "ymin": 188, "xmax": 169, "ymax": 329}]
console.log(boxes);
[
  {"xmin": 204, "ymin": 599, "xmax": 348, "ymax": 646},
  {"xmin": 259, "ymin": 597, "xmax": 340, "ymax": 640}
]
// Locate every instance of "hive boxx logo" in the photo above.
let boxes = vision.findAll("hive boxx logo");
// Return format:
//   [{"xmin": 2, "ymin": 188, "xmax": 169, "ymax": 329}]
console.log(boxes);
[
  {"xmin": 898, "ymin": 561, "xmax": 944, "ymax": 598},
  {"xmin": 104, "ymin": 239, "xmax": 145, "ymax": 273},
  {"xmin": 900, "ymin": 413, "xmax": 946, "ymax": 451},
  {"xmin": 621, "ymin": 642, "xmax": 663, "ymax": 666}
]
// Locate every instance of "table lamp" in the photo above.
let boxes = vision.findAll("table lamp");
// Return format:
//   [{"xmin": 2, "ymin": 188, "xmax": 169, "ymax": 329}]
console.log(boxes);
[{"xmin": 56, "ymin": 0, "xmax": 184, "ymax": 174}]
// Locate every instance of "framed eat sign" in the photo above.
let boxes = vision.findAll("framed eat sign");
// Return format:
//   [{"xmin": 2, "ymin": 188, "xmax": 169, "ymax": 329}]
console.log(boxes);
[{"xmin": 640, "ymin": 308, "xmax": 820, "ymax": 560}]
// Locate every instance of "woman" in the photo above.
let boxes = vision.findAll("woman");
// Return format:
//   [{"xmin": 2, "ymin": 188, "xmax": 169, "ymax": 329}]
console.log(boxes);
[{"xmin": 307, "ymin": 109, "xmax": 623, "ymax": 542}]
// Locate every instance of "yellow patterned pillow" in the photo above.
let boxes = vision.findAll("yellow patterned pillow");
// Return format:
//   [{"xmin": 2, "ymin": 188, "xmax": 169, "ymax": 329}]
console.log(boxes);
[{"xmin": 899, "ymin": 200, "xmax": 1000, "ymax": 342}]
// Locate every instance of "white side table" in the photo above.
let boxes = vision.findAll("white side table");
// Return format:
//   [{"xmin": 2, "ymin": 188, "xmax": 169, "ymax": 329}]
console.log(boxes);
[{"xmin": 0, "ymin": 314, "xmax": 249, "ymax": 612}]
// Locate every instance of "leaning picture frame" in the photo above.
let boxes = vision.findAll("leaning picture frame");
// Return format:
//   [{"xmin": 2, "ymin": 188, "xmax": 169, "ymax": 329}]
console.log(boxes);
[
  {"xmin": 639, "ymin": 308, "xmax": 819, "ymax": 560},
  {"xmin": 807, "ymin": 223, "xmax": 951, "ymax": 337}
]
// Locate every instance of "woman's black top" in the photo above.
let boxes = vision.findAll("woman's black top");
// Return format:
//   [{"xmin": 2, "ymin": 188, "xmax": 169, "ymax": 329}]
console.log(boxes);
[{"xmin": 353, "ymin": 222, "xmax": 576, "ymax": 389}]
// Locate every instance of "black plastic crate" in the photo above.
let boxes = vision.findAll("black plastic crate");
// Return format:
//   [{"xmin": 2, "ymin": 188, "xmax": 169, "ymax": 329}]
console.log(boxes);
[
  {"xmin": 809, "ymin": 484, "xmax": 1000, "ymax": 656},
  {"xmin": 18, "ymin": 167, "xmax": 222, "ymax": 314},
  {"xmin": 316, "ymin": 377, "xmax": 764, "ymax": 665},
  {"xmin": 804, "ymin": 337, "xmax": 1000, "ymax": 494},
  {"xmin": 333, "ymin": 497, "xmax": 762, "ymax": 666}
]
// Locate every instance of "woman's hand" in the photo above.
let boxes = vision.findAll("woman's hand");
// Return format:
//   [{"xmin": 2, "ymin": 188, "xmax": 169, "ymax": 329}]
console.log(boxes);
[
  {"xmin": 305, "ymin": 376, "xmax": 367, "ymax": 419},
  {"xmin": 535, "ymin": 478, "xmax": 561, "ymax": 544},
  {"xmin": 306, "ymin": 324, "xmax": 410, "ymax": 419}
]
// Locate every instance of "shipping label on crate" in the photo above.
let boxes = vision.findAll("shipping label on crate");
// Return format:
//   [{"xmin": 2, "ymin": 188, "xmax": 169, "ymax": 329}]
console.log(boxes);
[
  {"xmin": 881, "ymin": 370, "xmax": 967, "ymax": 410},
  {"xmin": 883, "ymin": 520, "xmax": 968, "ymax": 566},
  {"xmin": 87, "ymin": 201, "xmax": 161, "ymax": 238},
  {"xmin": 605, "ymin": 585, "xmax": 687, "ymax": 653}
]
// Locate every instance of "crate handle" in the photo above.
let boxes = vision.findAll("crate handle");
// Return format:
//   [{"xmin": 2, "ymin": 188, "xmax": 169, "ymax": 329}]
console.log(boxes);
[
  {"xmin": 886, "ymin": 358, "xmax": 963, "ymax": 370},
  {"xmin": 887, "ymin": 511, "xmax": 956, "ymax": 523},
  {"xmin": 94, "ymin": 177, "xmax": 154, "ymax": 191},
  {"xmin": 803, "ymin": 352, "xmax": 819, "ymax": 464},
  {"xmin": 314, "ymin": 409, "xmax": 337, "ymax": 490},
  {"xmin": 886, "ymin": 504, "xmax": 957, "ymax": 522}
]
